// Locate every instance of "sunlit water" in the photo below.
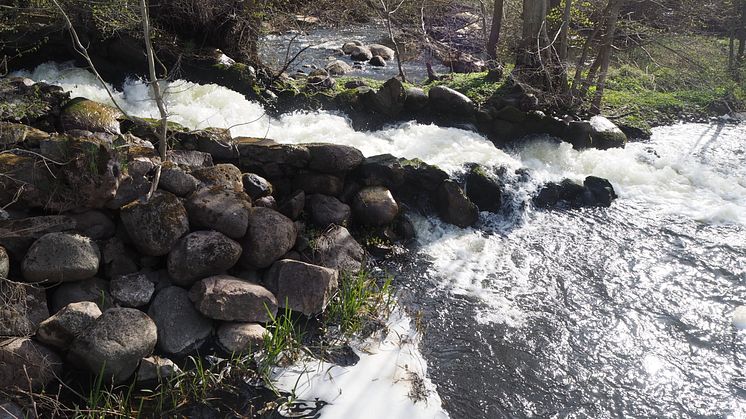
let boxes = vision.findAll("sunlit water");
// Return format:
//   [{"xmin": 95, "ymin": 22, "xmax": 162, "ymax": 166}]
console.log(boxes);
[{"xmin": 16, "ymin": 62, "xmax": 746, "ymax": 418}]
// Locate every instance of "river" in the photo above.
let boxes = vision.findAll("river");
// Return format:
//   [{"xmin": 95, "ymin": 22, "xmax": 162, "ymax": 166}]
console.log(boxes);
[{"xmin": 16, "ymin": 62, "xmax": 746, "ymax": 418}]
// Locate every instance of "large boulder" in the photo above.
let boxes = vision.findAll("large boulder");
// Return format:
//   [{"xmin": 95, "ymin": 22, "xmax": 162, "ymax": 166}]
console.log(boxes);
[
  {"xmin": 308, "ymin": 194, "xmax": 351, "ymax": 227},
  {"xmin": 583, "ymin": 176, "xmax": 617, "ymax": 207},
  {"xmin": 240, "ymin": 207, "xmax": 296, "ymax": 269},
  {"xmin": 0, "ymin": 77, "xmax": 69, "ymax": 131},
  {"xmin": 189, "ymin": 275, "xmax": 278, "ymax": 322},
  {"xmin": 306, "ymin": 143, "xmax": 364, "ymax": 173},
  {"xmin": 120, "ymin": 191, "xmax": 190, "ymax": 256},
  {"xmin": 148, "ymin": 286, "xmax": 212, "ymax": 356},
  {"xmin": 428, "ymin": 86, "xmax": 475, "ymax": 116},
  {"xmin": 311, "ymin": 225, "xmax": 365, "ymax": 272},
  {"xmin": 159, "ymin": 163, "xmax": 199, "ymax": 197},
  {"xmin": 167, "ymin": 231, "xmax": 242, "ymax": 287},
  {"xmin": 293, "ymin": 172, "xmax": 344, "ymax": 196},
  {"xmin": 362, "ymin": 78, "xmax": 406, "ymax": 117},
  {"xmin": 0, "ymin": 279, "xmax": 49, "ymax": 336},
  {"xmin": 50, "ymin": 277, "xmax": 112, "ymax": 313},
  {"xmin": 186, "ymin": 187, "xmax": 252, "ymax": 239},
  {"xmin": 0, "ymin": 215, "xmax": 78, "ymax": 262},
  {"xmin": 59, "ymin": 98, "xmax": 122, "ymax": 134},
  {"xmin": 179, "ymin": 128, "xmax": 239, "ymax": 160},
  {"xmin": 357, "ymin": 154, "xmax": 449, "ymax": 195},
  {"xmin": 22, "ymin": 232, "xmax": 100, "ymax": 283},
  {"xmin": 69, "ymin": 308, "xmax": 157, "ymax": 383},
  {"xmin": 352, "ymin": 186, "xmax": 399, "ymax": 226},
  {"xmin": 342, "ymin": 41, "xmax": 363, "ymax": 54},
  {"xmin": 265, "ymin": 260, "xmax": 338, "ymax": 316},
  {"xmin": 464, "ymin": 165, "xmax": 502, "ymax": 213},
  {"xmin": 36, "ymin": 301, "xmax": 101, "ymax": 350},
  {"xmin": 191, "ymin": 164, "xmax": 243, "ymax": 191},
  {"xmin": 589, "ymin": 116, "xmax": 627, "ymax": 149},
  {"xmin": 369, "ymin": 56, "xmax": 386, "ymax": 67},
  {"xmin": 217, "ymin": 323, "xmax": 267, "ymax": 353},
  {"xmin": 350, "ymin": 46, "xmax": 373, "ymax": 61},
  {"xmin": 435, "ymin": 180, "xmax": 479, "ymax": 228},
  {"xmin": 326, "ymin": 60, "xmax": 353, "ymax": 76},
  {"xmin": 0, "ymin": 337, "xmax": 62, "ymax": 390},
  {"xmin": 110, "ymin": 273, "xmax": 155, "ymax": 307},
  {"xmin": 368, "ymin": 44, "xmax": 395, "ymax": 60}
]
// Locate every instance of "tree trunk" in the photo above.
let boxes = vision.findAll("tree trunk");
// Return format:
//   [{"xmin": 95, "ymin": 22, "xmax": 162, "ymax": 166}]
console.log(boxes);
[
  {"xmin": 487, "ymin": 0, "xmax": 505, "ymax": 60},
  {"xmin": 516, "ymin": 0, "xmax": 548, "ymax": 69},
  {"xmin": 570, "ymin": 24, "xmax": 602, "ymax": 98},
  {"xmin": 559, "ymin": 0, "xmax": 572, "ymax": 61},
  {"xmin": 590, "ymin": 0, "xmax": 624, "ymax": 114},
  {"xmin": 730, "ymin": 29, "xmax": 736, "ymax": 71}
]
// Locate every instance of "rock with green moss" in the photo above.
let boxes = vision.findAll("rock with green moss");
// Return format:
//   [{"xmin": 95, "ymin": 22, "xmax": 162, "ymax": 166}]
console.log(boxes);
[
  {"xmin": 60, "ymin": 97, "xmax": 122, "ymax": 134},
  {"xmin": 192, "ymin": 163, "xmax": 244, "ymax": 191},
  {"xmin": 0, "ymin": 77, "xmax": 69, "ymax": 131},
  {"xmin": 358, "ymin": 154, "xmax": 449, "ymax": 194},
  {"xmin": 0, "ymin": 121, "xmax": 49, "ymax": 147},
  {"xmin": 120, "ymin": 191, "xmax": 190, "ymax": 256}
]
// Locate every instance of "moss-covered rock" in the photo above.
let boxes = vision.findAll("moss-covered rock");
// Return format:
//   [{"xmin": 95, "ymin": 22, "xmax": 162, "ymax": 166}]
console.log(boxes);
[
  {"xmin": 59, "ymin": 97, "xmax": 123, "ymax": 134},
  {"xmin": 120, "ymin": 191, "xmax": 190, "ymax": 256},
  {"xmin": 0, "ymin": 77, "xmax": 69, "ymax": 131}
]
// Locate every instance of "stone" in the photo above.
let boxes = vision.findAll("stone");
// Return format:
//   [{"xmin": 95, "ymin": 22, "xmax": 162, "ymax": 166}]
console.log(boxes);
[
  {"xmin": 240, "ymin": 207, "xmax": 297, "ymax": 269},
  {"xmin": 352, "ymin": 186, "xmax": 399, "ymax": 226},
  {"xmin": 36, "ymin": 301, "xmax": 101, "ymax": 350},
  {"xmin": 167, "ymin": 231, "xmax": 242, "ymax": 287},
  {"xmin": 217, "ymin": 323, "xmax": 266, "ymax": 353},
  {"xmin": 168, "ymin": 150, "xmax": 213, "ymax": 167},
  {"xmin": 326, "ymin": 60, "xmax": 353, "ymax": 76},
  {"xmin": 369, "ymin": 56, "xmax": 386, "ymax": 67},
  {"xmin": 59, "ymin": 97, "xmax": 122, "ymax": 134},
  {"xmin": 363, "ymin": 78, "xmax": 406, "ymax": 117},
  {"xmin": 192, "ymin": 163, "xmax": 243, "ymax": 191},
  {"xmin": 186, "ymin": 187, "xmax": 252, "ymax": 239},
  {"xmin": 534, "ymin": 179, "xmax": 585, "ymax": 208},
  {"xmin": 293, "ymin": 172, "xmax": 344, "ymax": 196},
  {"xmin": 0, "ymin": 122, "xmax": 47, "ymax": 147},
  {"xmin": 307, "ymin": 75, "xmax": 336, "ymax": 91},
  {"xmin": 0, "ymin": 246, "xmax": 7, "ymax": 278},
  {"xmin": 120, "ymin": 191, "xmax": 190, "ymax": 256},
  {"xmin": 50, "ymin": 277, "xmax": 112, "ymax": 313},
  {"xmin": 105, "ymin": 174, "xmax": 151, "ymax": 210},
  {"xmin": 311, "ymin": 225, "xmax": 365, "ymax": 272},
  {"xmin": 101, "ymin": 237, "xmax": 139, "ymax": 278},
  {"xmin": 368, "ymin": 44, "xmax": 395, "ymax": 60},
  {"xmin": 242, "ymin": 173, "xmax": 273, "ymax": 199},
  {"xmin": 342, "ymin": 41, "xmax": 363, "ymax": 54},
  {"xmin": 265, "ymin": 260, "xmax": 338, "ymax": 316},
  {"xmin": 564, "ymin": 121, "xmax": 593, "ymax": 149},
  {"xmin": 308, "ymin": 194, "xmax": 351, "ymax": 227},
  {"xmin": 0, "ymin": 401, "xmax": 24, "ymax": 418},
  {"xmin": 159, "ymin": 164, "xmax": 199, "ymax": 196},
  {"xmin": 254, "ymin": 195, "xmax": 277, "ymax": 209},
  {"xmin": 0, "ymin": 279, "xmax": 49, "ymax": 336},
  {"xmin": 189, "ymin": 275, "xmax": 277, "ymax": 322},
  {"xmin": 464, "ymin": 165, "xmax": 502, "ymax": 212},
  {"xmin": 22, "ymin": 232, "xmax": 100, "ymax": 283},
  {"xmin": 0, "ymin": 337, "xmax": 62, "ymax": 390},
  {"xmin": 0, "ymin": 215, "xmax": 77, "ymax": 261},
  {"xmin": 404, "ymin": 87, "xmax": 429, "ymax": 111},
  {"xmin": 350, "ymin": 46, "xmax": 373, "ymax": 61},
  {"xmin": 69, "ymin": 308, "xmax": 157, "ymax": 383},
  {"xmin": 428, "ymin": 86, "xmax": 475, "ymax": 116},
  {"xmin": 181, "ymin": 128, "xmax": 239, "ymax": 159},
  {"xmin": 278, "ymin": 190, "xmax": 305, "ymax": 220},
  {"xmin": 589, "ymin": 116, "xmax": 627, "ymax": 149},
  {"xmin": 137, "ymin": 356, "xmax": 182, "ymax": 382},
  {"xmin": 306, "ymin": 143, "xmax": 364, "ymax": 173},
  {"xmin": 148, "ymin": 286, "xmax": 212, "ymax": 356},
  {"xmin": 236, "ymin": 137, "xmax": 310, "ymax": 167},
  {"xmin": 435, "ymin": 180, "xmax": 479, "ymax": 228},
  {"xmin": 69, "ymin": 210, "xmax": 116, "ymax": 240},
  {"xmin": 583, "ymin": 176, "xmax": 617, "ymax": 207},
  {"xmin": 358, "ymin": 154, "xmax": 448, "ymax": 194},
  {"xmin": 110, "ymin": 273, "xmax": 155, "ymax": 307}
]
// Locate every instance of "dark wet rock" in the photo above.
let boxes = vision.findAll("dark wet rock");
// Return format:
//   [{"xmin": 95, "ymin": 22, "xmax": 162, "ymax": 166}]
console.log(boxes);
[
  {"xmin": 306, "ymin": 143, "xmax": 364, "ymax": 173},
  {"xmin": 278, "ymin": 190, "xmax": 305, "ymax": 220},
  {"xmin": 50, "ymin": 277, "xmax": 112, "ymax": 313},
  {"xmin": 404, "ymin": 87, "xmax": 429, "ymax": 112},
  {"xmin": 159, "ymin": 163, "xmax": 199, "ymax": 196},
  {"xmin": 22, "ymin": 232, "xmax": 100, "ymax": 283},
  {"xmin": 136, "ymin": 356, "xmax": 181, "ymax": 382},
  {"xmin": 0, "ymin": 77, "xmax": 69, "ymax": 131},
  {"xmin": 69, "ymin": 308, "xmax": 157, "ymax": 383},
  {"xmin": 242, "ymin": 173, "xmax": 273, "ymax": 199},
  {"xmin": 357, "ymin": 154, "xmax": 449, "ymax": 194},
  {"xmin": 36, "ymin": 301, "xmax": 101, "ymax": 350},
  {"xmin": 428, "ymin": 86, "xmax": 475, "ymax": 116},
  {"xmin": 491, "ymin": 105, "xmax": 526, "ymax": 123},
  {"xmin": 564, "ymin": 120, "xmax": 593, "ymax": 149},
  {"xmin": 362, "ymin": 78, "xmax": 405, "ymax": 117},
  {"xmin": 148, "ymin": 286, "xmax": 212, "ymax": 356},
  {"xmin": 236, "ymin": 137, "xmax": 310, "ymax": 167},
  {"xmin": 265, "ymin": 259, "xmax": 338, "ymax": 316},
  {"xmin": 369, "ymin": 56, "xmax": 386, "ymax": 67},
  {"xmin": 352, "ymin": 186, "xmax": 399, "ymax": 226},
  {"xmin": 311, "ymin": 225, "xmax": 365, "ymax": 272},
  {"xmin": 120, "ymin": 191, "xmax": 189, "ymax": 256},
  {"xmin": 0, "ymin": 279, "xmax": 49, "ymax": 336},
  {"xmin": 0, "ymin": 337, "xmax": 62, "ymax": 390},
  {"xmin": 167, "ymin": 231, "xmax": 242, "ymax": 287},
  {"xmin": 217, "ymin": 322, "xmax": 266, "ymax": 353},
  {"xmin": 189, "ymin": 275, "xmax": 278, "ymax": 322},
  {"xmin": 60, "ymin": 98, "xmax": 122, "ymax": 134},
  {"xmin": 192, "ymin": 163, "xmax": 243, "ymax": 191},
  {"xmin": 436, "ymin": 180, "xmax": 479, "ymax": 228},
  {"xmin": 69, "ymin": 210, "xmax": 116, "ymax": 240},
  {"xmin": 589, "ymin": 116, "xmax": 627, "ymax": 149},
  {"xmin": 308, "ymin": 194, "xmax": 351, "ymax": 228},
  {"xmin": 178, "ymin": 128, "xmax": 239, "ymax": 159},
  {"xmin": 110, "ymin": 273, "xmax": 155, "ymax": 307},
  {"xmin": 583, "ymin": 176, "xmax": 617, "ymax": 207},
  {"xmin": 350, "ymin": 46, "xmax": 373, "ymax": 61},
  {"xmin": 186, "ymin": 186, "xmax": 252, "ymax": 239},
  {"xmin": 240, "ymin": 207, "xmax": 297, "ymax": 269},
  {"xmin": 101, "ymin": 237, "xmax": 139, "ymax": 278},
  {"xmin": 464, "ymin": 165, "xmax": 502, "ymax": 212},
  {"xmin": 294, "ymin": 172, "xmax": 344, "ymax": 196},
  {"xmin": 368, "ymin": 44, "xmax": 395, "ymax": 60}
]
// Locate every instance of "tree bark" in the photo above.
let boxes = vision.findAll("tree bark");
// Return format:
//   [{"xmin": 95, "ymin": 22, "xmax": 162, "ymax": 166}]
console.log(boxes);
[
  {"xmin": 516, "ymin": 0, "xmax": 549, "ymax": 69},
  {"xmin": 590, "ymin": 0, "xmax": 624, "ymax": 114},
  {"xmin": 558, "ymin": 0, "xmax": 572, "ymax": 61},
  {"xmin": 487, "ymin": 0, "xmax": 505, "ymax": 60}
]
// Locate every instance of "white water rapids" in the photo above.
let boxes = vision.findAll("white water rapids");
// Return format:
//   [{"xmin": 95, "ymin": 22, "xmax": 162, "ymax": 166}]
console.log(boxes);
[{"xmin": 16, "ymin": 62, "xmax": 746, "ymax": 418}]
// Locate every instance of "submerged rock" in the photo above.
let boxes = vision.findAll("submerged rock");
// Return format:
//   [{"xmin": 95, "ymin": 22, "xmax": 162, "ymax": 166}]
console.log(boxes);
[
  {"xmin": 36, "ymin": 301, "xmax": 101, "ymax": 350},
  {"xmin": 265, "ymin": 259, "xmax": 338, "ymax": 316},
  {"xmin": 22, "ymin": 232, "xmax": 100, "ymax": 283},
  {"xmin": 189, "ymin": 275, "xmax": 278, "ymax": 322},
  {"xmin": 584, "ymin": 176, "xmax": 617, "ymax": 207}
]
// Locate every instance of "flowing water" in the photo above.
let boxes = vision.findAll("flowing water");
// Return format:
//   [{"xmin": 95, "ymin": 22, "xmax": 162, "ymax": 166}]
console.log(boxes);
[{"xmin": 16, "ymin": 62, "xmax": 746, "ymax": 418}]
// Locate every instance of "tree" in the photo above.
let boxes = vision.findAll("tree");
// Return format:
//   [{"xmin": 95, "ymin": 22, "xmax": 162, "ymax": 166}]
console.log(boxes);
[
  {"xmin": 486, "ymin": 0, "xmax": 505, "ymax": 60},
  {"xmin": 590, "ymin": 0, "xmax": 625, "ymax": 114}
]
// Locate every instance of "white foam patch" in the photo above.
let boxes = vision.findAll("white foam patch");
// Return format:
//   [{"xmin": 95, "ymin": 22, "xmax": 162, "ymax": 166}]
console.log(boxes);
[
  {"xmin": 734, "ymin": 306, "xmax": 746, "ymax": 330},
  {"xmin": 271, "ymin": 306, "xmax": 449, "ymax": 419}
]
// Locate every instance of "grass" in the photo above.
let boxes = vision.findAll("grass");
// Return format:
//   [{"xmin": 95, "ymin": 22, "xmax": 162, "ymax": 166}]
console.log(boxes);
[{"xmin": 324, "ymin": 270, "xmax": 394, "ymax": 338}]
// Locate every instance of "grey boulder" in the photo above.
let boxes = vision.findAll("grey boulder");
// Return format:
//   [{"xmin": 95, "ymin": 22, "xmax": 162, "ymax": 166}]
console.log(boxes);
[
  {"xmin": 110, "ymin": 273, "xmax": 155, "ymax": 307},
  {"xmin": 120, "ymin": 191, "xmax": 190, "ymax": 256},
  {"xmin": 368, "ymin": 44, "xmax": 395, "ymax": 60},
  {"xmin": 186, "ymin": 187, "xmax": 252, "ymax": 239},
  {"xmin": 240, "ymin": 207, "xmax": 296, "ymax": 269},
  {"xmin": 312, "ymin": 225, "xmax": 365, "ymax": 272},
  {"xmin": 167, "ymin": 231, "xmax": 242, "ymax": 287},
  {"xmin": 265, "ymin": 260, "xmax": 338, "ymax": 316},
  {"xmin": 217, "ymin": 322, "xmax": 267, "ymax": 353},
  {"xmin": 36, "ymin": 301, "xmax": 101, "ymax": 350},
  {"xmin": 308, "ymin": 194, "xmax": 351, "ymax": 227},
  {"xmin": 22, "ymin": 232, "xmax": 100, "ymax": 283},
  {"xmin": 435, "ymin": 180, "xmax": 479, "ymax": 228},
  {"xmin": 189, "ymin": 275, "xmax": 277, "ymax": 322},
  {"xmin": 428, "ymin": 86, "xmax": 476, "ymax": 116},
  {"xmin": 352, "ymin": 186, "xmax": 399, "ymax": 226},
  {"xmin": 148, "ymin": 286, "xmax": 212, "ymax": 356}
]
